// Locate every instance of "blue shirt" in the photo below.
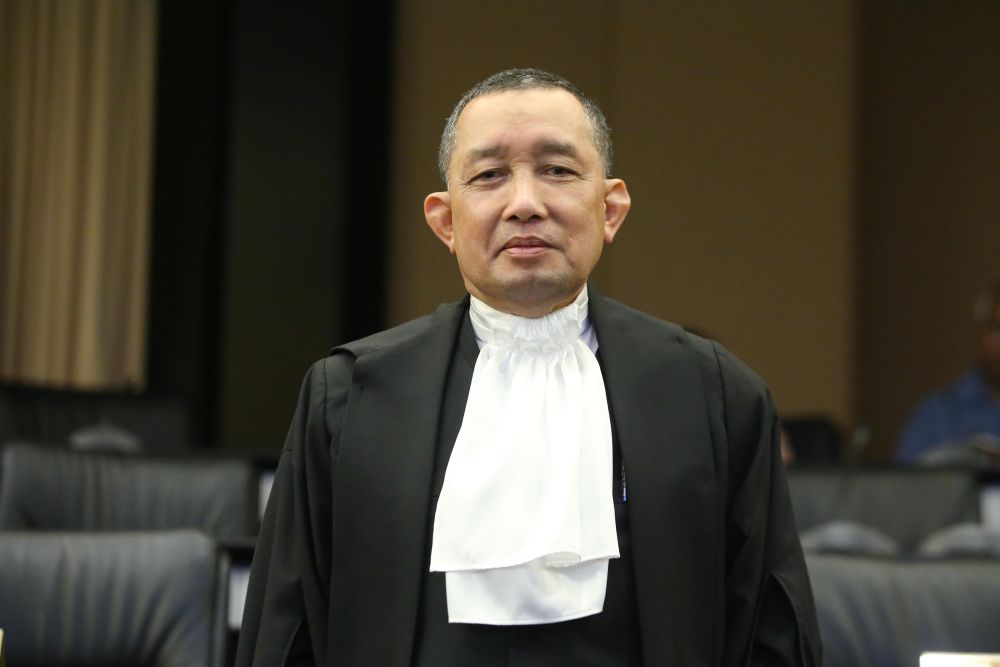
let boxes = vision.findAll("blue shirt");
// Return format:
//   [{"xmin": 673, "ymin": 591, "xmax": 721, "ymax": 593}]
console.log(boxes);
[{"xmin": 895, "ymin": 369, "xmax": 1000, "ymax": 462}]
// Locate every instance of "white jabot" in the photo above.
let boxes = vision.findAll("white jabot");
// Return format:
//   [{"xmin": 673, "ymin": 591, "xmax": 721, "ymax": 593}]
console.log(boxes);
[{"xmin": 429, "ymin": 287, "xmax": 620, "ymax": 625}]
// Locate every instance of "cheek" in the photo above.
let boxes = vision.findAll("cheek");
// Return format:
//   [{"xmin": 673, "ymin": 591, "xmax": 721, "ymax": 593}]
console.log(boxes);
[
  {"xmin": 451, "ymin": 228, "xmax": 489, "ymax": 271},
  {"xmin": 567, "ymin": 224, "xmax": 607, "ymax": 269}
]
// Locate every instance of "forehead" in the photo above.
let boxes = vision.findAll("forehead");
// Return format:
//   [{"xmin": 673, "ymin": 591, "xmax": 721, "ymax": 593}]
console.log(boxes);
[{"xmin": 453, "ymin": 88, "xmax": 595, "ymax": 157}]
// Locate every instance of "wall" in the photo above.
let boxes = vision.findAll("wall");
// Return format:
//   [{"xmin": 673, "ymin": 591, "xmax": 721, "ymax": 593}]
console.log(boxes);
[
  {"xmin": 856, "ymin": 1, "xmax": 1000, "ymax": 459},
  {"xmin": 217, "ymin": 4, "xmax": 349, "ymax": 448},
  {"xmin": 387, "ymin": 1, "xmax": 858, "ymax": 430}
]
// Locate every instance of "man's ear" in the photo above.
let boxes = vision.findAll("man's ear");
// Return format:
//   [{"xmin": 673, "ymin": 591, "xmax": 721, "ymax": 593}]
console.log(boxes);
[
  {"xmin": 424, "ymin": 191, "xmax": 455, "ymax": 254},
  {"xmin": 602, "ymin": 179, "xmax": 631, "ymax": 244}
]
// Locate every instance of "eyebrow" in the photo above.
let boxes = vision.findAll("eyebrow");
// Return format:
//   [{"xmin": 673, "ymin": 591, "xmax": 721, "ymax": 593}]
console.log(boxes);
[{"xmin": 462, "ymin": 140, "xmax": 583, "ymax": 167}]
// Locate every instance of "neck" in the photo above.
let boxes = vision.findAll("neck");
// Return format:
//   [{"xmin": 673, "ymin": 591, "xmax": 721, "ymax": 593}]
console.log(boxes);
[{"xmin": 470, "ymin": 287, "xmax": 585, "ymax": 319}]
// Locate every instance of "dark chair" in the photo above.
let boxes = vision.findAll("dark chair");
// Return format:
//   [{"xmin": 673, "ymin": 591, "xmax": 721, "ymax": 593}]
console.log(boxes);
[
  {"xmin": 0, "ymin": 530, "xmax": 226, "ymax": 667},
  {"xmin": 919, "ymin": 523, "xmax": 1000, "ymax": 558},
  {"xmin": 807, "ymin": 553, "xmax": 1000, "ymax": 667},
  {"xmin": 799, "ymin": 519, "xmax": 900, "ymax": 557},
  {"xmin": 918, "ymin": 435, "xmax": 1000, "ymax": 470},
  {"xmin": 0, "ymin": 383, "xmax": 190, "ymax": 450},
  {"xmin": 787, "ymin": 467, "xmax": 981, "ymax": 552},
  {"xmin": 69, "ymin": 420, "xmax": 143, "ymax": 453},
  {"xmin": 0, "ymin": 386, "xmax": 15, "ymax": 446},
  {"xmin": 0, "ymin": 442, "xmax": 257, "ymax": 538},
  {"xmin": 783, "ymin": 415, "xmax": 843, "ymax": 462}
]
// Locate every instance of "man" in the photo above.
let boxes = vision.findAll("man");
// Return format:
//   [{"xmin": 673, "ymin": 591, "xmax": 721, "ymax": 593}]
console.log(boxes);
[
  {"xmin": 237, "ymin": 68, "xmax": 821, "ymax": 666},
  {"xmin": 896, "ymin": 283, "xmax": 1000, "ymax": 463}
]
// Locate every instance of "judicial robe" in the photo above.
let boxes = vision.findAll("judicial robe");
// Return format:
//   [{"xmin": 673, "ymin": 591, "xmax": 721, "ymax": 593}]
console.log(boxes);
[{"xmin": 236, "ymin": 288, "xmax": 822, "ymax": 666}]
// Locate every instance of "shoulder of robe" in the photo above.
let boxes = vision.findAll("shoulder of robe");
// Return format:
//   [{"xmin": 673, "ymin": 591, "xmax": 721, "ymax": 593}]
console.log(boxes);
[
  {"xmin": 700, "ymin": 336, "xmax": 775, "ymax": 492},
  {"xmin": 593, "ymin": 290, "xmax": 770, "ymax": 407},
  {"xmin": 327, "ymin": 297, "xmax": 469, "ymax": 360},
  {"xmin": 590, "ymin": 292, "xmax": 694, "ymax": 354},
  {"xmin": 706, "ymin": 340, "xmax": 771, "ymax": 410}
]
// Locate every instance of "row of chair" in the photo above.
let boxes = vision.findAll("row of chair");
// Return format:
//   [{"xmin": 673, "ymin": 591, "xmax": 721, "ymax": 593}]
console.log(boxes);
[
  {"xmin": 807, "ymin": 553, "xmax": 1000, "ymax": 667},
  {"xmin": 0, "ymin": 530, "xmax": 228, "ymax": 666},
  {"xmin": 0, "ymin": 441, "xmax": 271, "ymax": 537},
  {"xmin": 0, "ymin": 441, "xmax": 275, "ymax": 666},
  {"xmin": 789, "ymin": 465, "xmax": 1000, "ymax": 666},
  {"xmin": 788, "ymin": 465, "xmax": 998, "ymax": 552},
  {"xmin": 0, "ymin": 384, "xmax": 190, "ymax": 452},
  {"xmin": 4, "ymin": 444, "xmax": 1000, "ymax": 665}
]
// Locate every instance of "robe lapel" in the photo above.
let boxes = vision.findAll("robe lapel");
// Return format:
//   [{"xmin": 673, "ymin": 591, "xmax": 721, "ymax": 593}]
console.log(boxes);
[
  {"xmin": 589, "ymin": 287, "xmax": 722, "ymax": 665},
  {"xmin": 327, "ymin": 300, "xmax": 467, "ymax": 666}
]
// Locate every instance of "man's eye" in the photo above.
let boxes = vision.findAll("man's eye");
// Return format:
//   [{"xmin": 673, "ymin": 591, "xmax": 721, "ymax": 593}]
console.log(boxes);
[
  {"xmin": 546, "ymin": 166, "xmax": 575, "ymax": 176},
  {"xmin": 474, "ymin": 169, "xmax": 502, "ymax": 181}
]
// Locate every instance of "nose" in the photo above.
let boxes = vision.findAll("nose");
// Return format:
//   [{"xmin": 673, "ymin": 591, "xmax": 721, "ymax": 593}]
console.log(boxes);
[{"xmin": 503, "ymin": 172, "xmax": 546, "ymax": 223}]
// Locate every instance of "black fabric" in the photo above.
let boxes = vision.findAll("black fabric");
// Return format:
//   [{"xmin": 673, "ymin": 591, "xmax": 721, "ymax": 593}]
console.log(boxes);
[
  {"xmin": 411, "ymin": 313, "xmax": 644, "ymax": 667},
  {"xmin": 787, "ymin": 467, "xmax": 980, "ymax": 551},
  {"xmin": 0, "ymin": 443, "xmax": 256, "ymax": 538},
  {"xmin": 750, "ymin": 575, "xmax": 802, "ymax": 667},
  {"xmin": 807, "ymin": 553, "xmax": 1000, "ymax": 667},
  {"xmin": 236, "ymin": 290, "xmax": 821, "ymax": 666},
  {"xmin": 0, "ymin": 530, "xmax": 224, "ymax": 667}
]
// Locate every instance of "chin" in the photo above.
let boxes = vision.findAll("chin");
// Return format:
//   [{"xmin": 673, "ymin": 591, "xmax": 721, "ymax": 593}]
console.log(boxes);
[{"xmin": 497, "ymin": 276, "xmax": 581, "ymax": 308}]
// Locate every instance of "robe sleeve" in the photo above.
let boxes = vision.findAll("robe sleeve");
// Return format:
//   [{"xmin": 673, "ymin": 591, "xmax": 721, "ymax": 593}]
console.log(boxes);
[
  {"xmin": 235, "ymin": 354, "xmax": 354, "ymax": 666},
  {"xmin": 712, "ymin": 343, "xmax": 823, "ymax": 667}
]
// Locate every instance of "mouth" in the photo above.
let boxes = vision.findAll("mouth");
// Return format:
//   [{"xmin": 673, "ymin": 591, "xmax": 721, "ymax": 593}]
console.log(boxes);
[{"xmin": 500, "ymin": 236, "xmax": 553, "ymax": 257}]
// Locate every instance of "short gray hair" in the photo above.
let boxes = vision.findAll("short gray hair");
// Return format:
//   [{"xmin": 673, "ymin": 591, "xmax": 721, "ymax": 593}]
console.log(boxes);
[{"xmin": 437, "ymin": 68, "xmax": 613, "ymax": 185}]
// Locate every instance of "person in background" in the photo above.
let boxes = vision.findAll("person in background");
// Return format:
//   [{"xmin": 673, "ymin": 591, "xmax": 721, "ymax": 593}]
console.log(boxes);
[{"xmin": 896, "ymin": 282, "xmax": 1000, "ymax": 463}]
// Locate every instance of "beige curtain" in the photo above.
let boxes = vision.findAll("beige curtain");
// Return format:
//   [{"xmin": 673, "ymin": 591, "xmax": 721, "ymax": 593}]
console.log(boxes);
[{"xmin": 0, "ymin": 0, "xmax": 158, "ymax": 390}]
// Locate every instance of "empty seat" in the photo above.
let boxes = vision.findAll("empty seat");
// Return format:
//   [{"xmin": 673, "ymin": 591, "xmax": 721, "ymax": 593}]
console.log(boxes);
[
  {"xmin": 0, "ymin": 442, "xmax": 256, "ymax": 538},
  {"xmin": 918, "ymin": 436, "xmax": 1000, "ymax": 470},
  {"xmin": 919, "ymin": 523, "xmax": 1000, "ymax": 558},
  {"xmin": 788, "ymin": 467, "xmax": 980, "ymax": 551},
  {"xmin": 0, "ymin": 530, "xmax": 226, "ymax": 667},
  {"xmin": 0, "ymin": 383, "xmax": 190, "ymax": 450},
  {"xmin": 800, "ymin": 520, "xmax": 900, "ymax": 557},
  {"xmin": 807, "ymin": 553, "xmax": 1000, "ymax": 667}
]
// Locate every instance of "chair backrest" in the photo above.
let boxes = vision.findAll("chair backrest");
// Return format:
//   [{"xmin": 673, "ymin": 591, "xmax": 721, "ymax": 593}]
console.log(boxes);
[
  {"xmin": 918, "ymin": 436, "xmax": 1000, "ymax": 470},
  {"xmin": 0, "ymin": 530, "xmax": 226, "ymax": 667},
  {"xmin": 800, "ymin": 519, "xmax": 901, "ymax": 557},
  {"xmin": 783, "ymin": 416, "xmax": 843, "ymax": 462},
  {"xmin": 0, "ymin": 443, "xmax": 256, "ymax": 538},
  {"xmin": 807, "ymin": 553, "xmax": 1000, "ymax": 667},
  {"xmin": 919, "ymin": 523, "xmax": 1000, "ymax": 558},
  {"xmin": 788, "ymin": 467, "xmax": 981, "ymax": 551},
  {"xmin": 0, "ymin": 383, "xmax": 190, "ymax": 450}
]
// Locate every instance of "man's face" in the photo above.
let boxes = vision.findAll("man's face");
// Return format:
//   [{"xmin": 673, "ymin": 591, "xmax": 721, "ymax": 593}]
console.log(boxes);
[
  {"xmin": 425, "ymin": 88, "xmax": 630, "ymax": 317},
  {"xmin": 978, "ymin": 298, "xmax": 1000, "ymax": 389}
]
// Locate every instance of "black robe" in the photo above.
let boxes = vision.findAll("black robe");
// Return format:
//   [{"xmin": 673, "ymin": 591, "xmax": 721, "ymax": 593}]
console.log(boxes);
[{"xmin": 236, "ymin": 288, "xmax": 822, "ymax": 666}]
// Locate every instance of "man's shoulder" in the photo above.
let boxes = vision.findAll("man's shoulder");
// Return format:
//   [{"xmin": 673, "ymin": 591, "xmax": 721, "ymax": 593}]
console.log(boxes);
[
  {"xmin": 593, "ymin": 293, "xmax": 695, "ymax": 347},
  {"xmin": 329, "ymin": 297, "xmax": 469, "ymax": 360},
  {"xmin": 595, "ymin": 293, "xmax": 767, "ymax": 395}
]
